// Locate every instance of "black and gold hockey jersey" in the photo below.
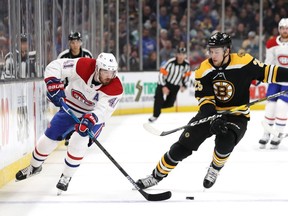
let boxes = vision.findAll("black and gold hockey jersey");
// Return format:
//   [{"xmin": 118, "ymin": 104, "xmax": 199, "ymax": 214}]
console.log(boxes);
[{"xmin": 194, "ymin": 53, "xmax": 288, "ymax": 118}]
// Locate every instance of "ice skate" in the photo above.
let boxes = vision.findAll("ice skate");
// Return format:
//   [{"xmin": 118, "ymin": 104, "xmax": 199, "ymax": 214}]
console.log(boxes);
[
  {"xmin": 270, "ymin": 136, "xmax": 281, "ymax": 149},
  {"xmin": 148, "ymin": 116, "xmax": 158, "ymax": 123},
  {"xmin": 136, "ymin": 175, "xmax": 160, "ymax": 189},
  {"xmin": 56, "ymin": 174, "xmax": 71, "ymax": 195},
  {"xmin": 259, "ymin": 132, "xmax": 270, "ymax": 149},
  {"xmin": 15, "ymin": 165, "xmax": 42, "ymax": 181},
  {"xmin": 203, "ymin": 166, "xmax": 219, "ymax": 189}
]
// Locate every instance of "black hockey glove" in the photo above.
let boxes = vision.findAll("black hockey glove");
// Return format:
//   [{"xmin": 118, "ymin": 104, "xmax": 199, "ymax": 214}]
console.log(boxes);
[
  {"xmin": 75, "ymin": 113, "xmax": 98, "ymax": 137},
  {"xmin": 210, "ymin": 116, "xmax": 228, "ymax": 135},
  {"xmin": 45, "ymin": 77, "xmax": 65, "ymax": 107}
]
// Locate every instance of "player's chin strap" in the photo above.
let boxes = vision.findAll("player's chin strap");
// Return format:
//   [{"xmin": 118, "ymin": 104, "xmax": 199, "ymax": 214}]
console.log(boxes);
[
  {"xmin": 143, "ymin": 89, "xmax": 288, "ymax": 136},
  {"xmin": 60, "ymin": 98, "xmax": 171, "ymax": 201}
]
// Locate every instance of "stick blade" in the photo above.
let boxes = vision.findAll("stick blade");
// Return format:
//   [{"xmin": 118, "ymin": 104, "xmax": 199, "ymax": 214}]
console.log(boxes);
[
  {"xmin": 143, "ymin": 123, "xmax": 162, "ymax": 136},
  {"xmin": 142, "ymin": 190, "xmax": 172, "ymax": 201}
]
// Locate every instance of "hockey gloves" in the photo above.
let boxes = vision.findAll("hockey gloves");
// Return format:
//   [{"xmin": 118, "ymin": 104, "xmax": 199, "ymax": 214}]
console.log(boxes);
[
  {"xmin": 45, "ymin": 77, "xmax": 65, "ymax": 107},
  {"xmin": 75, "ymin": 113, "xmax": 98, "ymax": 137},
  {"xmin": 210, "ymin": 116, "xmax": 228, "ymax": 135}
]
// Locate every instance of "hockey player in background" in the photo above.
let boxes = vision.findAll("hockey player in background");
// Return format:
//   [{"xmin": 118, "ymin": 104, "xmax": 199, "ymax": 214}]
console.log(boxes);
[
  {"xmin": 58, "ymin": 31, "xmax": 93, "ymax": 146},
  {"xmin": 15, "ymin": 52, "xmax": 123, "ymax": 194},
  {"xmin": 259, "ymin": 18, "xmax": 288, "ymax": 149},
  {"xmin": 136, "ymin": 32, "xmax": 288, "ymax": 190}
]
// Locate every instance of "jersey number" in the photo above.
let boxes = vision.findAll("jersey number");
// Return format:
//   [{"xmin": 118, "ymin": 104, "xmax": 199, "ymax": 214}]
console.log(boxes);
[{"xmin": 194, "ymin": 80, "xmax": 203, "ymax": 91}]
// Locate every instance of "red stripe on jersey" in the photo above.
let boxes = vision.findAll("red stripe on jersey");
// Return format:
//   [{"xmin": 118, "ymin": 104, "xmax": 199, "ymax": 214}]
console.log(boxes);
[
  {"xmin": 65, "ymin": 99, "xmax": 92, "ymax": 112},
  {"xmin": 266, "ymin": 37, "xmax": 278, "ymax": 49},
  {"xmin": 99, "ymin": 77, "xmax": 123, "ymax": 96},
  {"xmin": 76, "ymin": 58, "xmax": 96, "ymax": 83}
]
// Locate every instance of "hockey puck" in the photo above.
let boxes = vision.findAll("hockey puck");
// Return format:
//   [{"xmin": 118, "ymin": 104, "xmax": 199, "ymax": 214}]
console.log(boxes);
[{"xmin": 186, "ymin": 196, "xmax": 194, "ymax": 200}]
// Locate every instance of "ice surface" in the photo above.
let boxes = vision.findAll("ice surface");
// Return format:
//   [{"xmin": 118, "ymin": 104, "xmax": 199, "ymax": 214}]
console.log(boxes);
[{"xmin": 0, "ymin": 111, "xmax": 287, "ymax": 216}]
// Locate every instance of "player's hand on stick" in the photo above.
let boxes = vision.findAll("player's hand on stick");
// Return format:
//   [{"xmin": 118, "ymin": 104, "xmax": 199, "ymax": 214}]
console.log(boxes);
[
  {"xmin": 210, "ymin": 116, "xmax": 228, "ymax": 135},
  {"xmin": 45, "ymin": 77, "xmax": 65, "ymax": 107},
  {"xmin": 75, "ymin": 113, "xmax": 98, "ymax": 137}
]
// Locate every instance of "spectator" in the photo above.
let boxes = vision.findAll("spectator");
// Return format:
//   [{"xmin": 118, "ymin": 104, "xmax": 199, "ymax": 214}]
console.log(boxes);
[
  {"xmin": 142, "ymin": 27, "xmax": 156, "ymax": 62},
  {"xmin": 159, "ymin": 6, "xmax": 170, "ymax": 29},
  {"xmin": 159, "ymin": 28, "xmax": 169, "ymax": 49},
  {"xmin": 241, "ymin": 31, "xmax": 259, "ymax": 59},
  {"xmin": 224, "ymin": 6, "xmax": 238, "ymax": 36},
  {"xmin": 119, "ymin": 44, "xmax": 139, "ymax": 71},
  {"xmin": 160, "ymin": 40, "xmax": 175, "ymax": 65},
  {"xmin": 170, "ymin": 27, "xmax": 184, "ymax": 48},
  {"xmin": 144, "ymin": 51, "xmax": 157, "ymax": 70},
  {"xmin": 4, "ymin": 34, "xmax": 37, "ymax": 79}
]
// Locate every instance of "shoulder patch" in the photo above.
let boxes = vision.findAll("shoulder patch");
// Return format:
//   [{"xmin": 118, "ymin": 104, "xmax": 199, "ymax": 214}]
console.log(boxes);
[
  {"xmin": 195, "ymin": 59, "xmax": 213, "ymax": 79},
  {"xmin": 99, "ymin": 77, "xmax": 123, "ymax": 96},
  {"xmin": 230, "ymin": 53, "xmax": 253, "ymax": 65},
  {"xmin": 76, "ymin": 58, "xmax": 96, "ymax": 83},
  {"xmin": 266, "ymin": 37, "xmax": 278, "ymax": 49}
]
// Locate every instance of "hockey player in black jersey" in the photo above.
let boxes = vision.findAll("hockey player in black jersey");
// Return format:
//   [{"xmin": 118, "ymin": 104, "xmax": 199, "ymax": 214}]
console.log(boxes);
[{"xmin": 136, "ymin": 32, "xmax": 288, "ymax": 190}]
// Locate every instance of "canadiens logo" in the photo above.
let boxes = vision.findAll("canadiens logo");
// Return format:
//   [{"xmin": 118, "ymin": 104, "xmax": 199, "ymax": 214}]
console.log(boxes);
[
  {"xmin": 71, "ymin": 89, "xmax": 95, "ymax": 106},
  {"xmin": 278, "ymin": 55, "xmax": 288, "ymax": 66},
  {"xmin": 213, "ymin": 80, "xmax": 234, "ymax": 102}
]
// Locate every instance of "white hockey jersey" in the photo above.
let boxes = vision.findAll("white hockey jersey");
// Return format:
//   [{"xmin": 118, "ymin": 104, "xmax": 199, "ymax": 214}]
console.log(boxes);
[
  {"xmin": 265, "ymin": 36, "xmax": 288, "ymax": 85},
  {"xmin": 44, "ymin": 57, "xmax": 123, "ymax": 123}
]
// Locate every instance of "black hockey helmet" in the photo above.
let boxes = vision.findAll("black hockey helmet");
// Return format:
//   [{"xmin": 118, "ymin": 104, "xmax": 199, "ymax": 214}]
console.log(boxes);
[
  {"xmin": 20, "ymin": 33, "xmax": 28, "ymax": 42},
  {"xmin": 207, "ymin": 32, "xmax": 231, "ymax": 49},
  {"xmin": 68, "ymin": 31, "xmax": 82, "ymax": 41},
  {"xmin": 177, "ymin": 47, "xmax": 187, "ymax": 54}
]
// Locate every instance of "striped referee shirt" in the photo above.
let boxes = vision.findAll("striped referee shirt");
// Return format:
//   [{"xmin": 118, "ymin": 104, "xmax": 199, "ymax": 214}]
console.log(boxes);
[
  {"xmin": 57, "ymin": 47, "xmax": 93, "ymax": 59},
  {"xmin": 158, "ymin": 57, "xmax": 191, "ymax": 87}
]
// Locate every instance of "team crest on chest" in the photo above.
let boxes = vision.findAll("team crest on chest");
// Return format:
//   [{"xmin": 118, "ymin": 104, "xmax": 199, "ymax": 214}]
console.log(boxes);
[{"xmin": 212, "ymin": 80, "xmax": 234, "ymax": 102}]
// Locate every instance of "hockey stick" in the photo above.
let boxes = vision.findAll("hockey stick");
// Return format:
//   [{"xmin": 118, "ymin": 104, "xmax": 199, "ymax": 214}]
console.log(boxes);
[
  {"xmin": 60, "ymin": 99, "xmax": 171, "ymax": 201},
  {"xmin": 261, "ymin": 121, "xmax": 288, "ymax": 139},
  {"xmin": 144, "ymin": 90, "xmax": 288, "ymax": 136}
]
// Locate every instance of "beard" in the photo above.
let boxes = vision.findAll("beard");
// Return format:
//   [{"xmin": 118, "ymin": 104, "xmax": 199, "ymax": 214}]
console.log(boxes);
[{"xmin": 99, "ymin": 77, "xmax": 112, "ymax": 85}]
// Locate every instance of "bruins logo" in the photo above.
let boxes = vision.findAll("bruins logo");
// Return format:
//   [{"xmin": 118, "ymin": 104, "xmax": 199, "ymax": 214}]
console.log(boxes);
[{"xmin": 213, "ymin": 80, "xmax": 234, "ymax": 102}]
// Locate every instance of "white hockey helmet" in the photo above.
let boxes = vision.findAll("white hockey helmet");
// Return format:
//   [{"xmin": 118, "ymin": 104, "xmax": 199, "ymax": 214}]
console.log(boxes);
[
  {"xmin": 96, "ymin": 52, "xmax": 118, "ymax": 75},
  {"xmin": 279, "ymin": 18, "xmax": 288, "ymax": 30}
]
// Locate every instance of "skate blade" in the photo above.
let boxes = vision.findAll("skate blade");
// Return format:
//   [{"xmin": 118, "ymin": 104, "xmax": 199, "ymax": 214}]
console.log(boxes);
[{"xmin": 57, "ymin": 190, "xmax": 63, "ymax": 196}]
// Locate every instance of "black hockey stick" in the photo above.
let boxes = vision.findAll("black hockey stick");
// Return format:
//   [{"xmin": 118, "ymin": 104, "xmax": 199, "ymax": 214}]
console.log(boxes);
[
  {"xmin": 60, "ymin": 99, "xmax": 171, "ymax": 201},
  {"xmin": 144, "ymin": 89, "xmax": 288, "ymax": 136}
]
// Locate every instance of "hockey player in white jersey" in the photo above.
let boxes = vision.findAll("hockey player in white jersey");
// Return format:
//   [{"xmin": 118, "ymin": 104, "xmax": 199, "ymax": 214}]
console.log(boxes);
[
  {"xmin": 15, "ymin": 52, "xmax": 123, "ymax": 194},
  {"xmin": 259, "ymin": 18, "xmax": 288, "ymax": 149}
]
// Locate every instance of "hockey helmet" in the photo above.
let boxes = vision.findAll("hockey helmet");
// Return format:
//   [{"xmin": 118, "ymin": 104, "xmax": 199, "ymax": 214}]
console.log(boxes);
[
  {"xmin": 177, "ymin": 47, "xmax": 187, "ymax": 54},
  {"xmin": 68, "ymin": 31, "xmax": 82, "ymax": 41},
  {"xmin": 207, "ymin": 32, "xmax": 231, "ymax": 49},
  {"xmin": 279, "ymin": 18, "xmax": 288, "ymax": 29},
  {"xmin": 20, "ymin": 33, "xmax": 28, "ymax": 42},
  {"xmin": 96, "ymin": 52, "xmax": 118, "ymax": 77}
]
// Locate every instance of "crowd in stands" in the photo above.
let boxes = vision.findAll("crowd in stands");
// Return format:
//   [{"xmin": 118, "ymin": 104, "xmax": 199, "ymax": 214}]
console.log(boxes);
[
  {"xmin": 1, "ymin": 0, "xmax": 288, "ymax": 78},
  {"xmin": 114, "ymin": 0, "xmax": 288, "ymax": 71}
]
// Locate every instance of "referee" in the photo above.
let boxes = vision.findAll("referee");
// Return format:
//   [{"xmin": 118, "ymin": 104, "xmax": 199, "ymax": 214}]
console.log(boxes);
[
  {"xmin": 57, "ymin": 31, "xmax": 92, "ymax": 59},
  {"xmin": 148, "ymin": 47, "xmax": 191, "ymax": 122}
]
